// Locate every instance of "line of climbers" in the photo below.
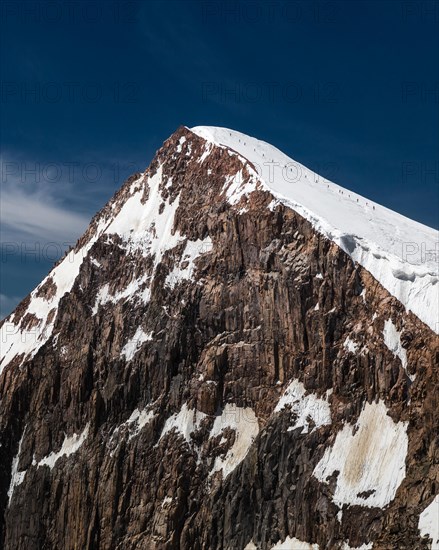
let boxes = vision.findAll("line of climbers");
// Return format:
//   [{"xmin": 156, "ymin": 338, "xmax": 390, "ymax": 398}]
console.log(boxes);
[{"xmin": 229, "ymin": 132, "xmax": 376, "ymax": 211}]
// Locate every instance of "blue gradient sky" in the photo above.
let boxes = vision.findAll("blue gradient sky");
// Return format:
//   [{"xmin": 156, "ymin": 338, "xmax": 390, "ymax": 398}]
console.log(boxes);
[{"xmin": 1, "ymin": 0, "xmax": 438, "ymax": 318}]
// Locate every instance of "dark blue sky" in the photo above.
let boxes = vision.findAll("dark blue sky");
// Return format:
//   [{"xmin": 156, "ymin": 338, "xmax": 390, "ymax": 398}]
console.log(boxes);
[{"xmin": 1, "ymin": 0, "xmax": 438, "ymax": 318}]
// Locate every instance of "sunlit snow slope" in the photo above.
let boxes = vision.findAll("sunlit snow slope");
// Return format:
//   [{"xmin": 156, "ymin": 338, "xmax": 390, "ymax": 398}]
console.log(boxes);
[{"xmin": 191, "ymin": 126, "xmax": 439, "ymax": 334}]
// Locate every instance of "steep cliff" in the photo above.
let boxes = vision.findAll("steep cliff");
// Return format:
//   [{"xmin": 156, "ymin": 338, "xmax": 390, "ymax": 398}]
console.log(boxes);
[{"xmin": 1, "ymin": 126, "xmax": 438, "ymax": 550}]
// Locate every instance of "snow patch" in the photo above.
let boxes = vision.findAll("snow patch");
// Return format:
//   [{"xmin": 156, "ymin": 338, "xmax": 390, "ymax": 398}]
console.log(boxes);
[
  {"xmin": 160, "ymin": 403, "xmax": 207, "ymax": 445},
  {"xmin": 158, "ymin": 402, "xmax": 259, "ymax": 478},
  {"xmin": 125, "ymin": 408, "xmax": 155, "ymax": 440},
  {"xmin": 1, "ymin": 161, "xmax": 191, "ymax": 371},
  {"xmin": 176, "ymin": 136, "xmax": 186, "ymax": 152},
  {"xmin": 343, "ymin": 337, "xmax": 359, "ymax": 354},
  {"xmin": 313, "ymin": 400, "xmax": 408, "ymax": 508},
  {"xmin": 209, "ymin": 404, "xmax": 259, "ymax": 479},
  {"xmin": 121, "ymin": 327, "xmax": 152, "ymax": 361},
  {"xmin": 383, "ymin": 319, "xmax": 407, "ymax": 367},
  {"xmin": 92, "ymin": 165, "xmax": 186, "ymax": 312},
  {"xmin": 341, "ymin": 543, "xmax": 373, "ymax": 550},
  {"xmin": 165, "ymin": 237, "xmax": 213, "ymax": 288},
  {"xmin": 92, "ymin": 276, "xmax": 149, "ymax": 313},
  {"xmin": 223, "ymin": 169, "xmax": 259, "ymax": 206},
  {"xmin": 133, "ymin": 409, "xmax": 154, "ymax": 432},
  {"xmin": 274, "ymin": 380, "xmax": 331, "ymax": 434},
  {"xmin": 270, "ymin": 536, "xmax": 319, "ymax": 549},
  {"xmin": 198, "ymin": 141, "xmax": 213, "ymax": 163},
  {"xmin": 7, "ymin": 429, "xmax": 26, "ymax": 505},
  {"xmin": 382, "ymin": 319, "xmax": 414, "ymax": 380},
  {"xmin": 418, "ymin": 496, "xmax": 439, "ymax": 548},
  {"xmin": 36, "ymin": 424, "xmax": 89, "ymax": 469},
  {"xmin": 105, "ymin": 166, "xmax": 182, "ymax": 261},
  {"xmin": 161, "ymin": 496, "xmax": 173, "ymax": 507},
  {"xmin": 109, "ymin": 407, "xmax": 155, "ymax": 455}
]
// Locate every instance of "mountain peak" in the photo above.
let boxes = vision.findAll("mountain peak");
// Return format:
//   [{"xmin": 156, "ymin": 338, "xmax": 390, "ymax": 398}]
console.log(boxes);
[
  {"xmin": 1, "ymin": 126, "xmax": 437, "ymax": 377},
  {"xmin": 1, "ymin": 124, "xmax": 437, "ymax": 549}
]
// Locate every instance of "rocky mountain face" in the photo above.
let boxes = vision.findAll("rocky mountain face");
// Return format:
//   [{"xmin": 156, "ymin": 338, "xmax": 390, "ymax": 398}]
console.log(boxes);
[{"xmin": 0, "ymin": 126, "xmax": 437, "ymax": 550}]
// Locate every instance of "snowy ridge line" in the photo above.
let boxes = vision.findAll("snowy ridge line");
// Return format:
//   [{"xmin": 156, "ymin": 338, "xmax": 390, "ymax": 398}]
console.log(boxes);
[{"xmin": 190, "ymin": 126, "xmax": 438, "ymax": 334}]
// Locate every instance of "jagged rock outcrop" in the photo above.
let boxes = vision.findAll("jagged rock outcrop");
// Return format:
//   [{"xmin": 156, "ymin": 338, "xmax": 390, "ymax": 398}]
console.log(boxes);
[{"xmin": 0, "ymin": 126, "xmax": 437, "ymax": 550}]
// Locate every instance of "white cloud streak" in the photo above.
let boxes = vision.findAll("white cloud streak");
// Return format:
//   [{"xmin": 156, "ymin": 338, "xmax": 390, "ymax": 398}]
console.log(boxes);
[
  {"xmin": 1, "ymin": 154, "xmax": 89, "ymax": 245},
  {"xmin": 1, "ymin": 183, "xmax": 89, "ymax": 244}
]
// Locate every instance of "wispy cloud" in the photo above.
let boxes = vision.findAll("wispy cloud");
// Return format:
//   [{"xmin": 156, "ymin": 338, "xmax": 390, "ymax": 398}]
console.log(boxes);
[
  {"xmin": 1, "ymin": 183, "xmax": 90, "ymax": 244},
  {"xmin": 1, "ymin": 156, "xmax": 93, "ymax": 246}
]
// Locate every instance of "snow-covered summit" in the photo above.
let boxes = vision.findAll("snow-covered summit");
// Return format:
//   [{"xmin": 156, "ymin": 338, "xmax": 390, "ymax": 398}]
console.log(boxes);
[{"xmin": 190, "ymin": 126, "xmax": 438, "ymax": 333}]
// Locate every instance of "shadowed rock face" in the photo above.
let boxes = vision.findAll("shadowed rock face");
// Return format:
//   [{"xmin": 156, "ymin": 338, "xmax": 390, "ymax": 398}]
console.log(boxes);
[{"xmin": 0, "ymin": 127, "xmax": 437, "ymax": 550}]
